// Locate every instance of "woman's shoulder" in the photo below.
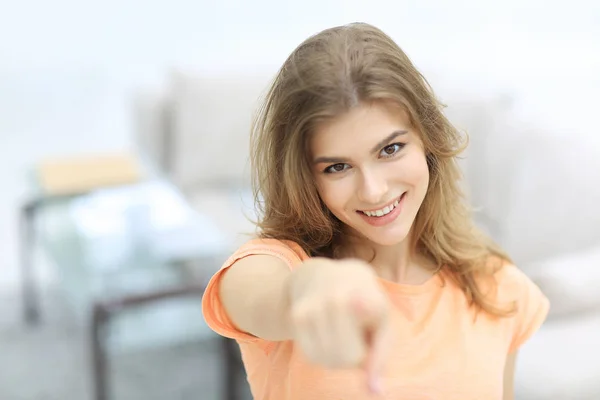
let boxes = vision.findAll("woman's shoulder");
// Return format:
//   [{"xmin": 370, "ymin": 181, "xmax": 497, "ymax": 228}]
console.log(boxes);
[
  {"xmin": 487, "ymin": 259, "xmax": 550, "ymax": 352},
  {"xmin": 474, "ymin": 256, "xmax": 531, "ymax": 294},
  {"xmin": 229, "ymin": 237, "xmax": 312, "ymax": 265},
  {"xmin": 487, "ymin": 258, "xmax": 534, "ymax": 293},
  {"xmin": 475, "ymin": 256, "xmax": 549, "ymax": 316}
]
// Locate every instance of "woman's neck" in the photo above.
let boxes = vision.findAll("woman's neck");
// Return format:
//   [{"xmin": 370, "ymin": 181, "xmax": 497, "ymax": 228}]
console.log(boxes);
[{"xmin": 339, "ymin": 231, "xmax": 438, "ymax": 285}]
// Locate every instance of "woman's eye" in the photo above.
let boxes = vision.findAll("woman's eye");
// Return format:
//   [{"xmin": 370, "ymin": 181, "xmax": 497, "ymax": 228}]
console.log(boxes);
[
  {"xmin": 380, "ymin": 143, "xmax": 404, "ymax": 158},
  {"xmin": 324, "ymin": 163, "xmax": 349, "ymax": 174}
]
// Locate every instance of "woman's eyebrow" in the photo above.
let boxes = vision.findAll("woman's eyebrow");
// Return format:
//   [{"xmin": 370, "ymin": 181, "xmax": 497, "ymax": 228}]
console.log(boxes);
[
  {"xmin": 312, "ymin": 155, "xmax": 349, "ymax": 165},
  {"xmin": 312, "ymin": 130, "xmax": 408, "ymax": 165},
  {"xmin": 369, "ymin": 130, "xmax": 407, "ymax": 154}
]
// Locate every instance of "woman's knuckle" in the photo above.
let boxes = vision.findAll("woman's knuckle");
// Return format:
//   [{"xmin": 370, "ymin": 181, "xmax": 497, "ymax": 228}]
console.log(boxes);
[
  {"xmin": 328, "ymin": 292, "xmax": 350, "ymax": 309},
  {"xmin": 291, "ymin": 304, "xmax": 312, "ymax": 327}
]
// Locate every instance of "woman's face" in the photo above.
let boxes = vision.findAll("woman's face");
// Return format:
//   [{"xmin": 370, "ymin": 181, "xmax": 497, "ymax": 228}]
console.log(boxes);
[{"xmin": 310, "ymin": 101, "xmax": 430, "ymax": 247}]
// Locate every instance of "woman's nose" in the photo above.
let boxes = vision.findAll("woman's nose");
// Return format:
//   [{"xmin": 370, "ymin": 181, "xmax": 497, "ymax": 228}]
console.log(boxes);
[{"xmin": 356, "ymin": 167, "xmax": 389, "ymax": 205}]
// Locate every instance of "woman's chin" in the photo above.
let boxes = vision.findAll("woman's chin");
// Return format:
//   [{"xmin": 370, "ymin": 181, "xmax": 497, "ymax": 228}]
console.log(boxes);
[
  {"xmin": 341, "ymin": 215, "xmax": 413, "ymax": 247},
  {"xmin": 361, "ymin": 225, "xmax": 411, "ymax": 247}
]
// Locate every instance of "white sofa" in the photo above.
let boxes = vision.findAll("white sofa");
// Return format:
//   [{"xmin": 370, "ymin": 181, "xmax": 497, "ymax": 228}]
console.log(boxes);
[{"xmin": 133, "ymin": 69, "xmax": 600, "ymax": 399}]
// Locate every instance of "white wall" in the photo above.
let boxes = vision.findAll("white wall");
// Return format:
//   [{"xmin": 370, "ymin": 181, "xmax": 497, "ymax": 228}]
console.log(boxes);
[
  {"xmin": 0, "ymin": 0, "xmax": 598, "ymax": 287},
  {"xmin": 2, "ymin": 0, "xmax": 598, "ymax": 141},
  {"xmin": 1, "ymin": 1, "xmax": 598, "ymax": 148}
]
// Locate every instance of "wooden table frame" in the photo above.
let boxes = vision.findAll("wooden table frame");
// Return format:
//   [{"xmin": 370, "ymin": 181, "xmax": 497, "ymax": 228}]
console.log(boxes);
[{"xmin": 19, "ymin": 194, "xmax": 243, "ymax": 400}]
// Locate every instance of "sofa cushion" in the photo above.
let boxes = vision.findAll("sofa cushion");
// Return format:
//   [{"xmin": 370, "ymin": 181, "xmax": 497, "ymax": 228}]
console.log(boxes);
[
  {"xmin": 168, "ymin": 71, "xmax": 273, "ymax": 190},
  {"xmin": 132, "ymin": 90, "xmax": 171, "ymax": 170},
  {"xmin": 515, "ymin": 312, "xmax": 600, "ymax": 400},
  {"xmin": 188, "ymin": 187, "xmax": 258, "ymax": 252},
  {"xmin": 502, "ymin": 130, "xmax": 600, "ymax": 265},
  {"xmin": 442, "ymin": 94, "xmax": 524, "ymax": 240},
  {"xmin": 524, "ymin": 245, "xmax": 600, "ymax": 318}
]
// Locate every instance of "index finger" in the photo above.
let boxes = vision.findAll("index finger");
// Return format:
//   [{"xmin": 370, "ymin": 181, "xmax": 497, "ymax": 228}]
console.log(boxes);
[
  {"xmin": 364, "ymin": 319, "xmax": 392, "ymax": 395},
  {"xmin": 351, "ymin": 296, "xmax": 390, "ymax": 395}
]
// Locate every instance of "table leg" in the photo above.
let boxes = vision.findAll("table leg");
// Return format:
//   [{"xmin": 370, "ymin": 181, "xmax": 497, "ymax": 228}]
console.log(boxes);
[
  {"xmin": 90, "ymin": 284, "xmax": 214, "ymax": 400},
  {"xmin": 20, "ymin": 192, "xmax": 87, "ymax": 326},
  {"xmin": 21, "ymin": 198, "xmax": 41, "ymax": 325},
  {"xmin": 91, "ymin": 303, "xmax": 110, "ymax": 400}
]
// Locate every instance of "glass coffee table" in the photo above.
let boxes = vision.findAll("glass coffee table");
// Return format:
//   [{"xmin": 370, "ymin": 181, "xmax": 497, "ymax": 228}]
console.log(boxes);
[{"xmin": 20, "ymin": 177, "xmax": 245, "ymax": 400}]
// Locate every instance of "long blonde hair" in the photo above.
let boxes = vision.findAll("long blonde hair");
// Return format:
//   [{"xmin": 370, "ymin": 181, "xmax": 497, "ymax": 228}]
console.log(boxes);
[{"xmin": 250, "ymin": 22, "xmax": 513, "ymax": 316}]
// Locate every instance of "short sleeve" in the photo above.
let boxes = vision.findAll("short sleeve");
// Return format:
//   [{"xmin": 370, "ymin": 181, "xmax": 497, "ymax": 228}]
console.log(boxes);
[
  {"xmin": 498, "ymin": 265, "xmax": 551, "ymax": 353},
  {"xmin": 201, "ymin": 238, "xmax": 309, "ymax": 346}
]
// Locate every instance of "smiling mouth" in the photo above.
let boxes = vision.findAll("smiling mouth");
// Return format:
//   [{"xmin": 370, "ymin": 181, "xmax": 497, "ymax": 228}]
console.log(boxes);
[{"xmin": 358, "ymin": 193, "xmax": 405, "ymax": 217}]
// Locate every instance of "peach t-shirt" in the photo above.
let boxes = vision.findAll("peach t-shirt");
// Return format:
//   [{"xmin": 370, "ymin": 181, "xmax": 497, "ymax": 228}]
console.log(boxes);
[{"xmin": 202, "ymin": 239, "xmax": 550, "ymax": 400}]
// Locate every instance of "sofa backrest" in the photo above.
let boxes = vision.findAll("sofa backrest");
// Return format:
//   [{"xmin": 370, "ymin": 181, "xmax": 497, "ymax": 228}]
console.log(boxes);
[
  {"xmin": 166, "ymin": 71, "xmax": 273, "ymax": 190},
  {"xmin": 134, "ymin": 70, "xmax": 600, "ymax": 266}
]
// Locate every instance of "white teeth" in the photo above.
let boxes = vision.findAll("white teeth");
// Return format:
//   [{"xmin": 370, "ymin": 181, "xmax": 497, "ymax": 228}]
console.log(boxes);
[{"xmin": 362, "ymin": 197, "xmax": 401, "ymax": 217}]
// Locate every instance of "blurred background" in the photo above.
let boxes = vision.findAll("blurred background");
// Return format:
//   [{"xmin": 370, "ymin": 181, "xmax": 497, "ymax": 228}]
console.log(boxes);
[{"xmin": 1, "ymin": 1, "xmax": 599, "ymax": 399}]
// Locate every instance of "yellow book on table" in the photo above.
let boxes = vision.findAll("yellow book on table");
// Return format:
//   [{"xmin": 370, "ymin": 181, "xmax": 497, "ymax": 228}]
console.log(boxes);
[{"xmin": 37, "ymin": 153, "xmax": 144, "ymax": 196}]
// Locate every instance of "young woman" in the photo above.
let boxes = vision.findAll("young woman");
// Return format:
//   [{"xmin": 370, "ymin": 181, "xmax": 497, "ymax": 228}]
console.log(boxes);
[{"xmin": 202, "ymin": 22, "xmax": 549, "ymax": 400}]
